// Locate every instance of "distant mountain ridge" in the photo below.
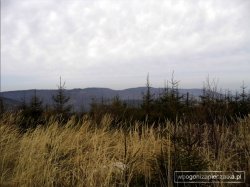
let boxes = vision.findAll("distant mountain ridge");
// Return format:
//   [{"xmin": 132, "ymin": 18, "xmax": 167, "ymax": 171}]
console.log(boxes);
[{"xmin": 0, "ymin": 87, "xmax": 203, "ymax": 111}]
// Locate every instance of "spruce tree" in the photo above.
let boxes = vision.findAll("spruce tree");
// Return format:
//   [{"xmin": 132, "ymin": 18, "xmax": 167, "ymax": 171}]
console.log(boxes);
[
  {"xmin": 52, "ymin": 77, "xmax": 71, "ymax": 117},
  {"xmin": 29, "ymin": 90, "xmax": 43, "ymax": 119},
  {"xmin": 141, "ymin": 73, "xmax": 154, "ymax": 116},
  {"xmin": 19, "ymin": 90, "xmax": 44, "ymax": 130},
  {"xmin": 239, "ymin": 82, "xmax": 248, "ymax": 117}
]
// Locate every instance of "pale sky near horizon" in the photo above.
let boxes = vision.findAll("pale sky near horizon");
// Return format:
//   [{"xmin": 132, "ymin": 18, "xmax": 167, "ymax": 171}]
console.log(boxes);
[{"xmin": 1, "ymin": 0, "xmax": 250, "ymax": 91}]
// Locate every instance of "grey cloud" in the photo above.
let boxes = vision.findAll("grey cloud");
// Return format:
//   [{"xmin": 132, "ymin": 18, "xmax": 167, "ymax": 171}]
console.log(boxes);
[{"xmin": 1, "ymin": 0, "xmax": 250, "ymax": 91}]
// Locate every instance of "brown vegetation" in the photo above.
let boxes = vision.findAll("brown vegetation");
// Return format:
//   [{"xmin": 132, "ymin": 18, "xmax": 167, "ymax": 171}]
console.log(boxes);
[{"xmin": 0, "ymin": 113, "xmax": 249, "ymax": 186}]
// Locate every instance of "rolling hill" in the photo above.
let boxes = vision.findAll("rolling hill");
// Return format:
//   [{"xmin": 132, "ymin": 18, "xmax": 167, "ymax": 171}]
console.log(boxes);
[{"xmin": 0, "ymin": 87, "xmax": 203, "ymax": 111}]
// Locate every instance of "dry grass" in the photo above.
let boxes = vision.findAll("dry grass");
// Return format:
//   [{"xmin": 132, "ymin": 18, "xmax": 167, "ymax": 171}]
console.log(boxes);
[{"xmin": 0, "ymin": 113, "xmax": 249, "ymax": 186}]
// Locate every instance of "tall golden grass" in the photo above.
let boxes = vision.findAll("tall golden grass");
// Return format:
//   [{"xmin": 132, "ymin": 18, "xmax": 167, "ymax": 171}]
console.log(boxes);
[{"xmin": 0, "ymin": 113, "xmax": 249, "ymax": 186}]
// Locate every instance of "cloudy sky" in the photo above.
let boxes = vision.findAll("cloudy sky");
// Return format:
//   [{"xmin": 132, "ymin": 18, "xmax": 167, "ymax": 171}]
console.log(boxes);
[{"xmin": 1, "ymin": 0, "xmax": 250, "ymax": 91}]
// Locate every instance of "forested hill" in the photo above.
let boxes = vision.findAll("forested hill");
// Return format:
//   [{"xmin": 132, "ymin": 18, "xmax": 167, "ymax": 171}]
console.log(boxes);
[{"xmin": 1, "ymin": 87, "xmax": 202, "ymax": 111}]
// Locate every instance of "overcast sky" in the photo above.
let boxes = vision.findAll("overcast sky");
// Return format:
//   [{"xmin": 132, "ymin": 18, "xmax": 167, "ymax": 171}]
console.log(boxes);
[{"xmin": 1, "ymin": 0, "xmax": 250, "ymax": 91}]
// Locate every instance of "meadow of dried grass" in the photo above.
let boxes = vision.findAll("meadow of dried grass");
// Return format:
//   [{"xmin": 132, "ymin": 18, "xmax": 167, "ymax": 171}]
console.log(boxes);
[{"xmin": 0, "ymin": 113, "xmax": 249, "ymax": 186}]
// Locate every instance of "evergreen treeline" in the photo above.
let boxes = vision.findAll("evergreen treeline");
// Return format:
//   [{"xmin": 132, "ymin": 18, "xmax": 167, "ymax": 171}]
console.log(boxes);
[
  {"xmin": 90, "ymin": 76, "xmax": 250, "ymax": 125},
  {"xmin": 1, "ymin": 76, "xmax": 250, "ymax": 130}
]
